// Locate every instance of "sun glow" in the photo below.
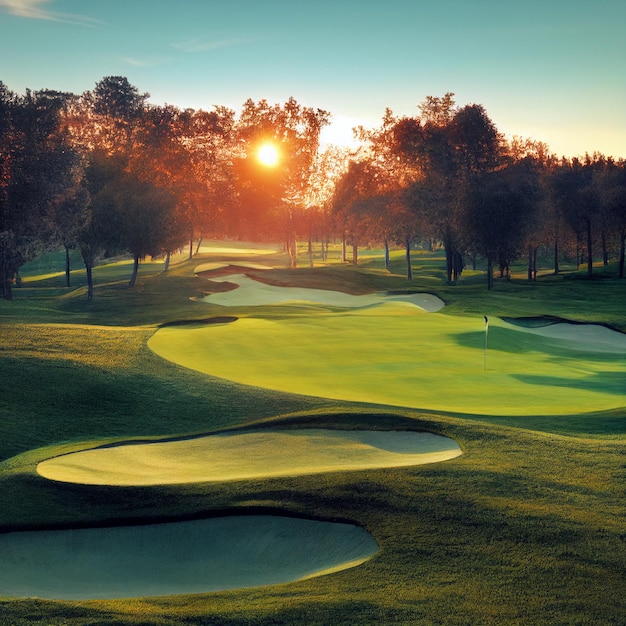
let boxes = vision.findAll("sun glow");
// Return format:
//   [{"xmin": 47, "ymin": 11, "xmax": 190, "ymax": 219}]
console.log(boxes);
[{"xmin": 257, "ymin": 142, "xmax": 279, "ymax": 166}]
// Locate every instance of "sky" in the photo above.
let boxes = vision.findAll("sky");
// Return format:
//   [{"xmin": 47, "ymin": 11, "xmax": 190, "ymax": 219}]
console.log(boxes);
[{"xmin": 1, "ymin": 0, "xmax": 624, "ymax": 158}]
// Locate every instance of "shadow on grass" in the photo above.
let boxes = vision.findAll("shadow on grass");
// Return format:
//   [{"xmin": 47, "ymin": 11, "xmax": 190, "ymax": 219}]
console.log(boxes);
[
  {"xmin": 513, "ymin": 371, "xmax": 626, "ymax": 397},
  {"xmin": 460, "ymin": 410, "xmax": 626, "ymax": 436},
  {"xmin": 159, "ymin": 316, "xmax": 238, "ymax": 328},
  {"xmin": 454, "ymin": 327, "xmax": 626, "ymax": 363}
]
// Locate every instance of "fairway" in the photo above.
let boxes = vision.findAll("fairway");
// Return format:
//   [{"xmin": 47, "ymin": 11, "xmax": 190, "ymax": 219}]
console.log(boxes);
[
  {"xmin": 36, "ymin": 429, "xmax": 462, "ymax": 486},
  {"xmin": 149, "ymin": 305, "xmax": 626, "ymax": 416},
  {"xmin": 2, "ymin": 243, "xmax": 626, "ymax": 626}
]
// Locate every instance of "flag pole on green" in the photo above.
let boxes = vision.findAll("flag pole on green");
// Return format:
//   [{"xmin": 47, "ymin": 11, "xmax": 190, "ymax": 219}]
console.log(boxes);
[{"xmin": 484, "ymin": 315, "xmax": 489, "ymax": 371}]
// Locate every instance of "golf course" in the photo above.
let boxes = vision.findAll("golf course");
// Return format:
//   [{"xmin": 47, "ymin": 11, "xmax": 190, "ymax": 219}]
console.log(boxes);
[{"xmin": 1, "ymin": 241, "xmax": 625, "ymax": 625}]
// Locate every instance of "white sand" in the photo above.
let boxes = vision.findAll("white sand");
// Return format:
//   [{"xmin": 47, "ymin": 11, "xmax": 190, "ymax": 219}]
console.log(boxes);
[
  {"xmin": 0, "ymin": 515, "xmax": 378, "ymax": 600},
  {"xmin": 195, "ymin": 273, "xmax": 445, "ymax": 312},
  {"xmin": 502, "ymin": 320, "xmax": 626, "ymax": 353},
  {"xmin": 194, "ymin": 262, "xmax": 274, "ymax": 274},
  {"xmin": 37, "ymin": 430, "xmax": 462, "ymax": 486}
]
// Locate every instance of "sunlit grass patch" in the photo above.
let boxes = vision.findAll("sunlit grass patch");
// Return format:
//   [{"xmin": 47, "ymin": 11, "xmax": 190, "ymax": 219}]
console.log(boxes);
[{"xmin": 149, "ymin": 308, "xmax": 626, "ymax": 416}]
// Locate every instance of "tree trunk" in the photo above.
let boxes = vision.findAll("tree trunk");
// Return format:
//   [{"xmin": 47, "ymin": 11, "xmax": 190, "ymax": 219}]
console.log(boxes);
[
  {"xmin": 65, "ymin": 246, "xmax": 71, "ymax": 287},
  {"xmin": 553, "ymin": 238, "xmax": 559, "ymax": 275},
  {"xmin": 533, "ymin": 246, "xmax": 538, "ymax": 280},
  {"xmin": 619, "ymin": 230, "xmax": 625, "ymax": 279},
  {"xmin": 1, "ymin": 245, "xmax": 12, "ymax": 299},
  {"xmin": 445, "ymin": 246, "xmax": 453, "ymax": 283},
  {"xmin": 128, "ymin": 254, "xmax": 140, "ymax": 288},
  {"xmin": 384, "ymin": 240, "xmax": 390, "ymax": 270},
  {"xmin": 352, "ymin": 242, "xmax": 358, "ymax": 266},
  {"xmin": 487, "ymin": 257, "xmax": 494, "ymax": 290},
  {"xmin": 308, "ymin": 229, "xmax": 313, "ymax": 268},
  {"xmin": 188, "ymin": 226, "xmax": 194, "ymax": 260},
  {"xmin": 2, "ymin": 277, "xmax": 12, "ymax": 300},
  {"xmin": 527, "ymin": 245, "xmax": 534, "ymax": 281},
  {"xmin": 405, "ymin": 237, "xmax": 412, "ymax": 280},
  {"xmin": 586, "ymin": 217, "xmax": 593, "ymax": 278},
  {"xmin": 163, "ymin": 250, "xmax": 171, "ymax": 272},
  {"xmin": 86, "ymin": 263, "xmax": 94, "ymax": 302},
  {"xmin": 452, "ymin": 250, "xmax": 464, "ymax": 282},
  {"xmin": 602, "ymin": 231, "xmax": 608, "ymax": 266},
  {"xmin": 195, "ymin": 237, "xmax": 203, "ymax": 256},
  {"xmin": 287, "ymin": 232, "xmax": 297, "ymax": 269},
  {"xmin": 341, "ymin": 234, "xmax": 347, "ymax": 263}
]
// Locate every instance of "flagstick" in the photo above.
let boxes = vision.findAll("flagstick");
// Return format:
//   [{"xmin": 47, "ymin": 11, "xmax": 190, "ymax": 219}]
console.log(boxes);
[{"xmin": 483, "ymin": 315, "xmax": 489, "ymax": 371}]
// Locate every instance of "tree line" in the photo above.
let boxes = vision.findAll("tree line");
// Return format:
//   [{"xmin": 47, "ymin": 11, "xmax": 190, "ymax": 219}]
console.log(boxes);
[
  {"xmin": 332, "ymin": 94, "xmax": 626, "ymax": 288},
  {"xmin": 1, "ymin": 79, "xmax": 625, "ymax": 300},
  {"xmin": 0, "ymin": 76, "xmax": 331, "ymax": 299}
]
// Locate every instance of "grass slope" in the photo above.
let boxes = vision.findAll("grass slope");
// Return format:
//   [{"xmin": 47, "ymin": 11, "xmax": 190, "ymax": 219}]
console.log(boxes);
[{"xmin": 1, "ymin": 244, "xmax": 625, "ymax": 625}]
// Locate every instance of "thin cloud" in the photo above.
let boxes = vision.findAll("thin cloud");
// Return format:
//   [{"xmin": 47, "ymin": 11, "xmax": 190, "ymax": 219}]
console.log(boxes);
[
  {"xmin": 121, "ymin": 57, "xmax": 159, "ymax": 68},
  {"xmin": 0, "ymin": 0, "xmax": 102, "ymax": 27},
  {"xmin": 171, "ymin": 36, "xmax": 255, "ymax": 53}
]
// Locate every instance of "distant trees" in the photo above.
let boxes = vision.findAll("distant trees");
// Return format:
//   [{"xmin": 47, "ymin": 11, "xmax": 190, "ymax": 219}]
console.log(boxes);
[
  {"xmin": 0, "ymin": 85, "xmax": 81, "ymax": 298},
  {"xmin": 2, "ymin": 76, "xmax": 625, "ymax": 300},
  {"xmin": 465, "ymin": 160, "xmax": 540, "ymax": 288},
  {"xmin": 392, "ymin": 96, "xmax": 503, "ymax": 284},
  {"xmin": 234, "ymin": 97, "xmax": 331, "ymax": 267},
  {"xmin": 328, "ymin": 93, "xmax": 625, "ymax": 288}
]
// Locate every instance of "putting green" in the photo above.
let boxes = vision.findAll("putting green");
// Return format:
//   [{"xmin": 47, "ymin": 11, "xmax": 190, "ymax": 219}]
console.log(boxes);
[
  {"xmin": 37, "ymin": 430, "xmax": 461, "ymax": 486},
  {"xmin": 0, "ymin": 515, "xmax": 378, "ymax": 600},
  {"xmin": 148, "ymin": 307, "xmax": 626, "ymax": 416}
]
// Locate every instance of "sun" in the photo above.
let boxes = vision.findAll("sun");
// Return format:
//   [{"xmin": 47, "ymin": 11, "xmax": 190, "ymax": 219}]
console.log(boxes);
[{"xmin": 257, "ymin": 142, "xmax": 279, "ymax": 167}]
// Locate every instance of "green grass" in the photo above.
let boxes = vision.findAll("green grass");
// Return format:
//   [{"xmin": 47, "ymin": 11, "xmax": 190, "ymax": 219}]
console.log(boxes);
[
  {"xmin": 149, "ymin": 308, "xmax": 626, "ymax": 416},
  {"xmin": 1, "ymin": 243, "xmax": 625, "ymax": 625}
]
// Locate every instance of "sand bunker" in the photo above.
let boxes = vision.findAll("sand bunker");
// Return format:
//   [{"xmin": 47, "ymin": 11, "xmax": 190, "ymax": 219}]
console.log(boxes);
[
  {"xmin": 0, "ymin": 515, "xmax": 378, "ymax": 600},
  {"xmin": 37, "ymin": 430, "xmax": 461, "ymax": 486},
  {"xmin": 195, "ymin": 273, "xmax": 445, "ymax": 311},
  {"xmin": 195, "ymin": 261, "xmax": 274, "ymax": 275},
  {"xmin": 502, "ymin": 319, "xmax": 626, "ymax": 354}
]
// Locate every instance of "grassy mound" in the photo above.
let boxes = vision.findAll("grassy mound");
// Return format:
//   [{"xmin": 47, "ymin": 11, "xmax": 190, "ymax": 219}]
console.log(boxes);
[{"xmin": 36, "ymin": 430, "xmax": 461, "ymax": 485}]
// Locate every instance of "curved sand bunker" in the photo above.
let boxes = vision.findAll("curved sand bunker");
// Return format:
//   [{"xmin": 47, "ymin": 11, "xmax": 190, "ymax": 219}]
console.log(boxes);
[
  {"xmin": 195, "ymin": 272, "xmax": 445, "ymax": 312},
  {"xmin": 37, "ymin": 430, "xmax": 462, "ymax": 486},
  {"xmin": 0, "ymin": 515, "xmax": 378, "ymax": 600},
  {"xmin": 501, "ymin": 319, "xmax": 626, "ymax": 354}
]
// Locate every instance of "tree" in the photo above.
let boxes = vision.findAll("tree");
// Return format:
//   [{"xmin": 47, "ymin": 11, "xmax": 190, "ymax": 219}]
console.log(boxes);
[
  {"xmin": 52, "ymin": 153, "xmax": 89, "ymax": 287},
  {"xmin": 354, "ymin": 109, "xmax": 422, "ymax": 276},
  {"xmin": 234, "ymin": 98, "xmax": 330, "ymax": 267},
  {"xmin": 594, "ymin": 159, "xmax": 626, "ymax": 278},
  {"xmin": 91, "ymin": 76, "xmax": 149, "ymax": 153},
  {"xmin": 79, "ymin": 151, "xmax": 125, "ymax": 300},
  {"xmin": 465, "ymin": 160, "xmax": 540, "ymax": 289},
  {"xmin": 0, "ymin": 87, "xmax": 78, "ymax": 298},
  {"xmin": 551, "ymin": 158, "xmax": 598, "ymax": 278},
  {"xmin": 392, "ymin": 95, "xmax": 503, "ymax": 283},
  {"xmin": 303, "ymin": 144, "xmax": 351, "ymax": 264},
  {"xmin": 330, "ymin": 159, "xmax": 388, "ymax": 265},
  {"xmin": 114, "ymin": 171, "xmax": 179, "ymax": 288}
]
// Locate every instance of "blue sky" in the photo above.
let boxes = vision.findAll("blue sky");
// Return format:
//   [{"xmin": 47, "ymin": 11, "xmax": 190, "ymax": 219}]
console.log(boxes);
[{"xmin": 1, "ymin": 0, "xmax": 624, "ymax": 157}]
